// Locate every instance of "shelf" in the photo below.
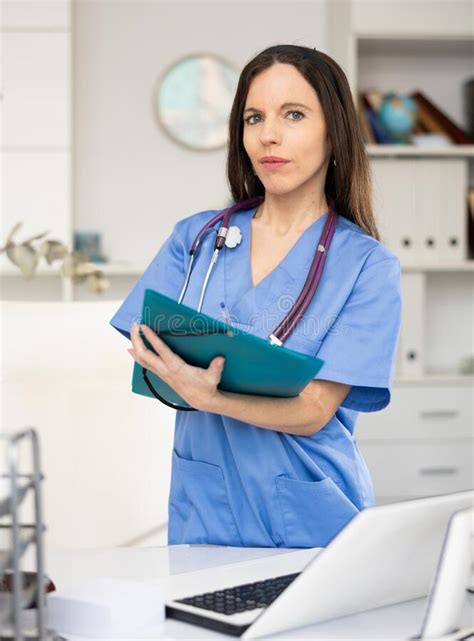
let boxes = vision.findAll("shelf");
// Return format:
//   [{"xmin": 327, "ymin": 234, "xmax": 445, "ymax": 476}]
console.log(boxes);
[
  {"xmin": 401, "ymin": 262, "xmax": 474, "ymax": 272},
  {"xmin": 395, "ymin": 374, "xmax": 474, "ymax": 385},
  {"xmin": 356, "ymin": 30, "xmax": 473, "ymax": 156},
  {"xmin": 356, "ymin": 33, "xmax": 474, "ymax": 56},
  {"xmin": 93, "ymin": 262, "xmax": 145, "ymax": 276},
  {"xmin": 0, "ymin": 266, "xmax": 65, "ymax": 277},
  {"xmin": 367, "ymin": 145, "xmax": 474, "ymax": 157},
  {"xmin": 0, "ymin": 263, "xmax": 145, "ymax": 278},
  {"xmin": 3, "ymin": 262, "xmax": 473, "ymax": 279}
]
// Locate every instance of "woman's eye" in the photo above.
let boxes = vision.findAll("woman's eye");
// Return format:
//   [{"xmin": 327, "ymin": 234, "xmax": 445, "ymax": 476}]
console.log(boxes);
[
  {"xmin": 244, "ymin": 114, "xmax": 261, "ymax": 125},
  {"xmin": 288, "ymin": 110, "xmax": 304, "ymax": 121},
  {"xmin": 243, "ymin": 111, "xmax": 305, "ymax": 125}
]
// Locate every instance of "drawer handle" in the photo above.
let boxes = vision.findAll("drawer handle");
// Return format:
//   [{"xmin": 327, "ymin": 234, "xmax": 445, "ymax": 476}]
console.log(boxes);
[
  {"xmin": 419, "ymin": 410, "xmax": 459, "ymax": 419},
  {"xmin": 418, "ymin": 466, "xmax": 459, "ymax": 476}
]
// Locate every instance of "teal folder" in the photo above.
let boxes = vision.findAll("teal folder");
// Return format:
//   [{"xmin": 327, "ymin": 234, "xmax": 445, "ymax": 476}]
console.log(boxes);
[{"xmin": 131, "ymin": 289, "xmax": 325, "ymax": 408}]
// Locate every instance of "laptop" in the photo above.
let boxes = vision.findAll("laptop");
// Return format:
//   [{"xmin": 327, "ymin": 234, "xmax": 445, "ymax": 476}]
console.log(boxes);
[
  {"xmin": 165, "ymin": 490, "xmax": 474, "ymax": 639},
  {"xmin": 418, "ymin": 506, "xmax": 474, "ymax": 638}
]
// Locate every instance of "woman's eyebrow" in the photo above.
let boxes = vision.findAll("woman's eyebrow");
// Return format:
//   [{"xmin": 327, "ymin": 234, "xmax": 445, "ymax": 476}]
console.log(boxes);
[{"xmin": 243, "ymin": 102, "xmax": 312, "ymax": 114}]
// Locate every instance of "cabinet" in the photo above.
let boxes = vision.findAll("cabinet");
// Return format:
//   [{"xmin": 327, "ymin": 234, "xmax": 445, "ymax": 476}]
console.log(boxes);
[
  {"xmin": 329, "ymin": 0, "xmax": 474, "ymax": 503},
  {"xmin": 357, "ymin": 382, "xmax": 473, "ymax": 504}
]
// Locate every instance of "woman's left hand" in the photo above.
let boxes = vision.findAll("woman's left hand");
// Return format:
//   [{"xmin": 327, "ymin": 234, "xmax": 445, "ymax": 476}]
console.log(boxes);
[{"xmin": 128, "ymin": 323, "xmax": 225, "ymax": 411}]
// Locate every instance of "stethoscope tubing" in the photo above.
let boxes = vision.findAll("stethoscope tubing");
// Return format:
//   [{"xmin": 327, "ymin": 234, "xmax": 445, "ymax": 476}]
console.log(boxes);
[
  {"xmin": 178, "ymin": 196, "xmax": 264, "ymax": 312},
  {"xmin": 179, "ymin": 196, "xmax": 338, "ymax": 344},
  {"xmin": 145, "ymin": 196, "xmax": 338, "ymax": 410},
  {"xmin": 271, "ymin": 208, "xmax": 337, "ymax": 343},
  {"xmin": 190, "ymin": 196, "xmax": 264, "ymax": 254}
]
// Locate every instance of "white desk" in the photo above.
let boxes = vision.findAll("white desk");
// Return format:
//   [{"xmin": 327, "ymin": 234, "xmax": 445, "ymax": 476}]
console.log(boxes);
[{"xmin": 42, "ymin": 545, "xmax": 473, "ymax": 641}]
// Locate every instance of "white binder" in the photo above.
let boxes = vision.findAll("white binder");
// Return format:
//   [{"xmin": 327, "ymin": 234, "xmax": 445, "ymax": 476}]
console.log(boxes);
[
  {"xmin": 399, "ymin": 271, "xmax": 425, "ymax": 378},
  {"xmin": 416, "ymin": 159, "xmax": 467, "ymax": 264},
  {"xmin": 372, "ymin": 158, "xmax": 468, "ymax": 266},
  {"xmin": 371, "ymin": 159, "xmax": 420, "ymax": 265}
]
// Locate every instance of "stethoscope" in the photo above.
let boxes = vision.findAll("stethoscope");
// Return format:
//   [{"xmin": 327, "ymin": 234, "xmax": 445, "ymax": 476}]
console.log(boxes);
[
  {"xmin": 141, "ymin": 195, "xmax": 338, "ymax": 409},
  {"xmin": 177, "ymin": 195, "xmax": 338, "ymax": 345}
]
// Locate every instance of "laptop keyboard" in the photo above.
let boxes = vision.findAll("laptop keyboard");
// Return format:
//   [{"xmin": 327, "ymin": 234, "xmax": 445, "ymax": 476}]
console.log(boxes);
[{"xmin": 175, "ymin": 572, "xmax": 301, "ymax": 616}]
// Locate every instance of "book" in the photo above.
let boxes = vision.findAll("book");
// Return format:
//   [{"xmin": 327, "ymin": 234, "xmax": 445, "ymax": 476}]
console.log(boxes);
[
  {"xmin": 411, "ymin": 91, "xmax": 473, "ymax": 144},
  {"xmin": 357, "ymin": 93, "xmax": 375, "ymax": 143},
  {"xmin": 361, "ymin": 93, "xmax": 395, "ymax": 144},
  {"xmin": 464, "ymin": 78, "xmax": 474, "ymax": 140},
  {"xmin": 468, "ymin": 188, "xmax": 474, "ymax": 260}
]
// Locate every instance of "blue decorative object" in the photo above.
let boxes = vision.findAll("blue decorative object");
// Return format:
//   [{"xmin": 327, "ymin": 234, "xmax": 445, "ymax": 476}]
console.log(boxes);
[
  {"xmin": 73, "ymin": 231, "xmax": 106, "ymax": 263},
  {"xmin": 378, "ymin": 92, "xmax": 418, "ymax": 143}
]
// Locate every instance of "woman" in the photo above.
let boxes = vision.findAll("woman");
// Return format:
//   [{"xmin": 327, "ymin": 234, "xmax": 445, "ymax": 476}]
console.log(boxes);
[{"xmin": 110, "ymin": 44, "xmax": 402, "ymax": 549}]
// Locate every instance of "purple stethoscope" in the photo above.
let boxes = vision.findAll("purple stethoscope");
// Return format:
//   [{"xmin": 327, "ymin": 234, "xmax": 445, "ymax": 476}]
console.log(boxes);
[{"xmin": 177, "ymin": 195, "xmax": 338, "ymax": 346}]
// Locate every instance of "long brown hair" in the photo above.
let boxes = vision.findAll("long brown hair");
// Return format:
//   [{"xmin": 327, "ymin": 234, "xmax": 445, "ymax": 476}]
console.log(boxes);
[{"xmin": 226, "ymin": 44, "xmax": 380, "ymax": 240}]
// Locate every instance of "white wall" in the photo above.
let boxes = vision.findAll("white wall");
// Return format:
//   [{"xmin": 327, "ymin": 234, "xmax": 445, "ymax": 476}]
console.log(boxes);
[
  {"xmin": 73, "ymin": 0, "xmax": 329, "ymax": 267},
  {"xmin": 1, "ymin": 300, "xmax": 176, "ymax": 551}
]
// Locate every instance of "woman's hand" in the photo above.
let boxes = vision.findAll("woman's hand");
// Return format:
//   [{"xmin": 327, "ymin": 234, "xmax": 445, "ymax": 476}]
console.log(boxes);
[{"xmin": 128, "ymin": 322, "xmax": 226, "ymax": 411}]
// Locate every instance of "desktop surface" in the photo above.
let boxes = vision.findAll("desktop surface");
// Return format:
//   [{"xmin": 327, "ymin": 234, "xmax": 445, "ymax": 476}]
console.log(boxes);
[{"xmin": 36, "ymin": 545, "xmax": 473, "ymax": 640}]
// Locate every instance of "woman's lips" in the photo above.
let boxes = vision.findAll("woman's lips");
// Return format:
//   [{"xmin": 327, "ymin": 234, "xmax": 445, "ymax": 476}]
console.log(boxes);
[{"xmin": 261, "ymin": 160, "xmax": 290, "ymax": 170}]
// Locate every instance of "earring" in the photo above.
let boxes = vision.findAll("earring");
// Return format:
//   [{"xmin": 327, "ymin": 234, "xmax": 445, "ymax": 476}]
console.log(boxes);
[{"xmin": 333, "ymin": 158, "xmax": 337, "ymax": 167}]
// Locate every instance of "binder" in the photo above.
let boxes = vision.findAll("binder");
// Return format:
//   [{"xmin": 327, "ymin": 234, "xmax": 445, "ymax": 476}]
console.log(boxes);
[
  {"xmin": 131, "ymin": 289, "xmax": 325, "ymax": 409},
  {"xmin": 399, "ymin": 272, "xmax": 425, "ymax": 378},
  {"xmin": 416, "ymin": 159, "xmax": 467, "ymax": 264},
  {"xmin": 371, "ymin": 158, "xmax": 420, "ymax": 265},
  {"xmin": 372, "ymin": 158, "xmax": 467, "ymax": 266}
]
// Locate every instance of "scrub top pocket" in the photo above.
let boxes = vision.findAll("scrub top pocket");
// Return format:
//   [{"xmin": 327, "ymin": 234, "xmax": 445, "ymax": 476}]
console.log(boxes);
[
  {"xmin": 228, "ymin": 320, "xmax": 254, "ymax": 333},
  {"xmin": 284, "ymin": 333, "xmax": 323, "ymax": 358},
  {"xmin": 275, "ymin": 474, "xmax": 360, "ymax": 548},
  {"xmin": 169, "ymin": 450, "xmax": 243, "ymax": 546}
]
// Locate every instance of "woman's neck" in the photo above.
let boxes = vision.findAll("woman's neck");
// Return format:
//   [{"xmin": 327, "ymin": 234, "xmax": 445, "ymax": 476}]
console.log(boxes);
[{"xmin": 253, "ymin": 192, "xmax": 329, "ymax": 236}]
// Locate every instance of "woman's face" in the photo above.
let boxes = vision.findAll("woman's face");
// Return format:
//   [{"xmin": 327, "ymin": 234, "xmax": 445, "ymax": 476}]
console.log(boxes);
[{"xmin": 243, "ymin": 63, "xmax": 331, "ymax": 196}]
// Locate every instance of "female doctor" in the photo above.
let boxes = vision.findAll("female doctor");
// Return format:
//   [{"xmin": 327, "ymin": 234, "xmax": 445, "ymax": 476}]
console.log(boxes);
[{"xmin": 110, "ymin": 44, "xmax": 402, "ymax": 549}]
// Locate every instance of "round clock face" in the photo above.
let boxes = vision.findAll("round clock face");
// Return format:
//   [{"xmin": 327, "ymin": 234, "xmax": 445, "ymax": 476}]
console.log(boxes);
[{"xmin": 154, "ymin": 54, "xmax": 240, "ymax": 151}]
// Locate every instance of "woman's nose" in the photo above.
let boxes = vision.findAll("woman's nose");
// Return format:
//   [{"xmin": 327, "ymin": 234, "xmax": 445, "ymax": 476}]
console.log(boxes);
[{"xmin": 259, "ymin": 118, "xmax": 281, "ymax": 145}]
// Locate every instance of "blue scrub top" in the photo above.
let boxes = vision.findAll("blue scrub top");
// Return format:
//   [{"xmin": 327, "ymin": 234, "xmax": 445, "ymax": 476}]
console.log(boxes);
[{"xmin": 110, "ymin": 204, "xmax": 402, "ymax": 549}]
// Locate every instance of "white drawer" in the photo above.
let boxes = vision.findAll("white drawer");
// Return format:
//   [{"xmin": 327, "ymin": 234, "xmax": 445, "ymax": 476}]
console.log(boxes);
[
  {"xmin": 358, "ymin": 439, "xmax": 474, "ymax": 497},
  {"xmin": 357, "ymin": 384, "xmax": 473, "ymax": 440}
]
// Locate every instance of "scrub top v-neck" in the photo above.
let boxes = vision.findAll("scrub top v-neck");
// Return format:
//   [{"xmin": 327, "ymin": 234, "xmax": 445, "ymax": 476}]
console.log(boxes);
[
  {"xmin": 109, "ymin": 204, "xmax": 402, "ymax": 548},
  {"xmin": 223, "ymin": 208, "xmax": 331, "ymax": 339}
]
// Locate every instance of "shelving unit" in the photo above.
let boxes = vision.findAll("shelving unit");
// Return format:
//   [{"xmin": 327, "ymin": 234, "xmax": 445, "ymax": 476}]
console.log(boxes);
[
  {"xmin": 0, "ymin": 429, "xmax": 59, "ymax": 640},
  {"xmin": 329, "ymin": 1, "xmax": 474, "ymax": 504},
  {"xmin": 367, "ymin": 145, "xmax": 474, "ymax": 157}
]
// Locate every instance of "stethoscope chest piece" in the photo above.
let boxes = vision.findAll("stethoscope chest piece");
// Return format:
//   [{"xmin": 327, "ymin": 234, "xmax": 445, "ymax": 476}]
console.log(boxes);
[{"xmin": 225, "ymin": 225, "xmax": 242, "ymax": 249}]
